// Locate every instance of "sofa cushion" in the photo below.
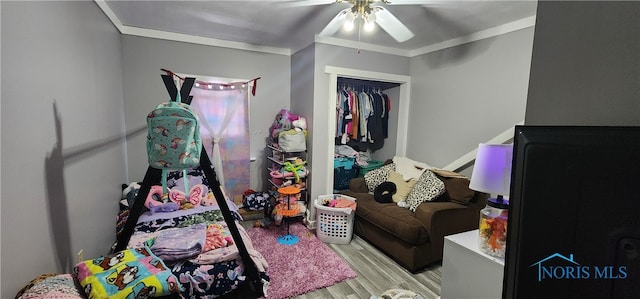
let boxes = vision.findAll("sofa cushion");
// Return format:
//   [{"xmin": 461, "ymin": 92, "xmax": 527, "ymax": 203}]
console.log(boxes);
[
  {"xmin": 439, "ymin": 176, "xmax": 476, "ymax": 205},
  {"xmin": 406, "ymin": 170, "xmax": 446, "ymax": 212},
  {"xmin": 364, "ymin": 163, "xmax": 395, "ymax": 192},
  {"xmin": 387, "ymin": 171, "xmax": 417, "ymax": 203},
  {"xmin": 354, "ymin": 192, "xmax": 430, "ymax": 245}
]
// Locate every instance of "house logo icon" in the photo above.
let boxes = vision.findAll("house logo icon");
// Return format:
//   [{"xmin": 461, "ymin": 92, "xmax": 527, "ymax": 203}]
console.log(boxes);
[
  {"xmin": 530, "ymin": 253, "xmax": 582, "ymax": 282},
  {"xmin": 530, "ymin": 253, "xmax": 628, "ymax": 282}
]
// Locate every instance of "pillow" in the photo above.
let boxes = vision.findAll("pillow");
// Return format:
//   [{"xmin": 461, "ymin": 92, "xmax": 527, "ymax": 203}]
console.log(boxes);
[
  {"xmin": 386, "ymin": 171, "xmax": 417, "ymax": 203},
  {"xmin": 364, "ymin": 163, "xmax": 395, "ymax": 192},
  {"xmin": 243, "ymin": 191, "xmax": 272, "ymax": 211},
  {"xmin": 440, "ymin": 176, "xmax": 476, "ymax": 205},
  {"xmin": 73, "ymin": 247, "xmax": 181, "ymax": 298},
  {"xmin": 16, "ymin": 274, "xmax": 84, "ymax": 299},
  {"xmin": 406, "ymin": 170, "xmax": 446, "ymax": 212}
]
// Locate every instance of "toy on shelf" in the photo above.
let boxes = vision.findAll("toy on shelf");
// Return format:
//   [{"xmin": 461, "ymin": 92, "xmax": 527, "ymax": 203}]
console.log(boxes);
[{"xmin": 275, "ymin": 186, "xmax": 301, "ymax": 245}]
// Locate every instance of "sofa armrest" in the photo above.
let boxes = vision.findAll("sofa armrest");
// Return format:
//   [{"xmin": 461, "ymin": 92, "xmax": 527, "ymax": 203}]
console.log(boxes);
[
  {"xmin": 349, "ymin": 177, "xmax": 369, "ymax": 193},
  {"xmin": 415, "ymin": 202, "xmax": 481, "ymax": 240}
]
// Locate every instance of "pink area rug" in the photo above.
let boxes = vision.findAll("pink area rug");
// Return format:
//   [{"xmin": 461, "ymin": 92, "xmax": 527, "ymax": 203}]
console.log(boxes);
[{"xmin": 246, "ymin": 222, "xmax": 357, "ymax": 299}]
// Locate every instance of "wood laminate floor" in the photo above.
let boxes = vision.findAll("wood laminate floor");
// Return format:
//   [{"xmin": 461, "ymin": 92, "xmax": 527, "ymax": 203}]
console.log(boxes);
[
  {"xmin": 295, "ymin": 235, "xmax": 442, "ymax": 299},
  {"xmin": 233, "ymin": 221, "xmax": 442, "ymax": 299}
]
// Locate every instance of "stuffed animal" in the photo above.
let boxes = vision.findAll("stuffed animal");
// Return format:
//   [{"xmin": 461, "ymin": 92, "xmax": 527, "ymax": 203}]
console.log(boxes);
[
  {"xmin": 283, "ymin": 161, "xmax": 306, "ymax": 183},
  {"xmin": 201, "ymin": 191, "xmax": 217, "ymax": 206},
  {"xmin": 144, "ymin": 185, "xmax": 179, "ymax": 214},
  {"xmin": 292, "ymin": 117, "xmax": 307, "ymax": 130},
  {"xmin": 168, "ymin": 184, "xmax": 208, "ymax": 207},
  {"xmin": 121, "ymin": 182, "xmax": 141, "ymax": 207},
  {"xmin": 269, "ymin": 109, "xmax": 294, "ymax": 141}
]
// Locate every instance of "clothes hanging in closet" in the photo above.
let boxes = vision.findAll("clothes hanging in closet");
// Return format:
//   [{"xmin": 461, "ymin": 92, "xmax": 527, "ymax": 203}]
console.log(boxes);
[{"xmin": 336, "ymin": 85, "xmax": 391, "ymax": 152}]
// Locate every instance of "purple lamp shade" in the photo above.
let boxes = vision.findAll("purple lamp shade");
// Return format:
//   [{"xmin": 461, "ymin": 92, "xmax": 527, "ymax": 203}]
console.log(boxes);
[{"xmin": 469, "ymin": 143, "xmax": 513, "ymax": 197}]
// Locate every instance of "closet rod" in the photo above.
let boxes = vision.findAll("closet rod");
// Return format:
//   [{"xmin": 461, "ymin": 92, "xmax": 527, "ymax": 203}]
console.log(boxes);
[{"xmin": 337, "ymin": 77, "xmax": 400, "ymax": 91}]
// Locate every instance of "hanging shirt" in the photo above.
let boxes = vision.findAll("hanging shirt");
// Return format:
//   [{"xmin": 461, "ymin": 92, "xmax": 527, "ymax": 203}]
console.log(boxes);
[
  {"xmin": 358, "ymin": 91, "xmax": 371, "ymax": 142},
  {"xmin": 382, "ymin": 92, "xmax": 391, "ymax": 138},
  {"xmin": 336, "ymin": 90, "xmax": 346, "ymax": 137},
  {"xmin": 368, "ymin": 92, "xmax": 385, "ymax": 152},
  {"xmin": 350, "ymin": 89, "xmax": 359, "ymax": 139}
]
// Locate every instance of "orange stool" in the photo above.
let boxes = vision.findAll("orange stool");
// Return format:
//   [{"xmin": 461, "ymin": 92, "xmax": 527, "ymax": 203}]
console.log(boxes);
[{"xmin": 275, "ymin": 186, "xmax": 301, "ymax": 245}]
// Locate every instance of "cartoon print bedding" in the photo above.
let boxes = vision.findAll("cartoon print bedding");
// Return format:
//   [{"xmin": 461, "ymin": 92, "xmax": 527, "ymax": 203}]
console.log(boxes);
[
  {"xmin": 127, "ymin": 204, "xmax": 268, "ymax": 298},
  {"xmin": 119, "ymin": 167, "xmax": 269, "ymax": 298}
]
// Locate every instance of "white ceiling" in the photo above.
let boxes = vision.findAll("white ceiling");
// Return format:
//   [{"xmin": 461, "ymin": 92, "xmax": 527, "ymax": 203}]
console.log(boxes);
[{"xmin": 102, "ymin": 0, "xmax": 538, "ymax": 55}]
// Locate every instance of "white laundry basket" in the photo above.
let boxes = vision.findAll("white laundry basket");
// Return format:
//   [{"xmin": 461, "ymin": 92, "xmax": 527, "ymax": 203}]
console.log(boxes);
[{"xmin": 314, "ymin": 194, "xmax": 356, "ymax": 244}]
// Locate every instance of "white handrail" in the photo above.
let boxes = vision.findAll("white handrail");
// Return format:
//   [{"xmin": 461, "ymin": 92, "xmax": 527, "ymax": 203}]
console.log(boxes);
[{"xmin": 442, "ymin": 121, "xmax": 524, "ymax": 172}]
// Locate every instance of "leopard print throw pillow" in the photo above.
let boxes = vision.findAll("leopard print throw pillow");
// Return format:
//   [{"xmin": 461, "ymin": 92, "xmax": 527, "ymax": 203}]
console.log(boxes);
[
  {"xmin": 364, "ymin": 163, "xmax": 395, "ymax": 192},
  {"xmin": 406, "ymin": 170, "xmax": 446, "ymax": 212}
]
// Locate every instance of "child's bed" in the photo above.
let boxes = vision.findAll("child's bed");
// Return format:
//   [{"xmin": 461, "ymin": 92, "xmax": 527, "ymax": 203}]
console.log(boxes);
[
  {"xmin": 17, "ymin": 168, "xmax": 269, "ymax": 299},
  {"xmin": 116, "ymin": 167, "xmax": 269, "ymax": 298},
  {"xmin": 123, "ymin": 202, "xmax": 269, "ymax": 298}
]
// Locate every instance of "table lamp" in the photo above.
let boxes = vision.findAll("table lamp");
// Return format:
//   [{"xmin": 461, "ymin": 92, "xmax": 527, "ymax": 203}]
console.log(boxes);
[{"xmin": 469, "ymin": 143, "xmax": 513, "ymax": 258}]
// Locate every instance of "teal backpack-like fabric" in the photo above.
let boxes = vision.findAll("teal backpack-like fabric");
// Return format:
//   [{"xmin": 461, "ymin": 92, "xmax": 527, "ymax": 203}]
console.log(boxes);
[{"xmin": 146, "ymin": 93, "xmax": 202, "ymax": 171}]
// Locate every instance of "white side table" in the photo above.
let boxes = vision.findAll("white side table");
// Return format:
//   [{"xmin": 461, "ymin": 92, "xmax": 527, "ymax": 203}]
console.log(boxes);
[{"xmin": 440, "ymin": 229, "xmax": 505, "ymax": 299}]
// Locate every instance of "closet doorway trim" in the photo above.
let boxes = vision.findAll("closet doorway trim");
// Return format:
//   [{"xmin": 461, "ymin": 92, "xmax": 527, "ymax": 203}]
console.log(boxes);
[{"xmin": 325, "ymin": 66, "xmax": 411, "ymax": 195}]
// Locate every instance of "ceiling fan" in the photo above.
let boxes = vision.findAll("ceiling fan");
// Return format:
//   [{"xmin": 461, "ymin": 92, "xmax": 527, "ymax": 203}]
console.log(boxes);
[{"xmin": 283, "ymin": 0, "xmax": 432, "ymax": 43}]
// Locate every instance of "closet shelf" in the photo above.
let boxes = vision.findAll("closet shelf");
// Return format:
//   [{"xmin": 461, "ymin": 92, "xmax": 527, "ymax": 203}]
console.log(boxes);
[
  {"xmin": 265, "ymin": 143, "xmax": 309, "ymax": 204},
  {"xmin": 267, "ymin": 144, "xmax": 306, "ymax": 153},
  {"xmin": 267, "ymin": 178, "xmax": 306, "ymax": 190},
  {"xmin": 267, "ymin": 156, "xmax": 284, "ymax": 166}
]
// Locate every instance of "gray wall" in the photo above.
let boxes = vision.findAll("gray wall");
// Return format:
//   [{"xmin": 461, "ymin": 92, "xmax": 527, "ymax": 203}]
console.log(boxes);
[
  {"xmin": 289, "ymin": 44, "xmax": 315, "ymax": 192},
  {"xmin": 525, "ymin": 1, "xmax": 640, "ymax": 125},
  {"xmin": 408, "ymin": 27, "xmax": 534, "ymax": 168},
  {"xmin": 1, "ymin": 2, "xmax": 126, "ymax": 297},
  {"xmin": 121, "ymin": 36, "xmax": 291, "ymax": 192}
]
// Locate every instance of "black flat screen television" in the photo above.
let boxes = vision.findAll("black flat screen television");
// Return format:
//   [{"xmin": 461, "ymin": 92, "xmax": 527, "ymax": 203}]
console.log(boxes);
[{"xmin": 503, "ymin": 126, "xmax": 640, "ymax": 299}]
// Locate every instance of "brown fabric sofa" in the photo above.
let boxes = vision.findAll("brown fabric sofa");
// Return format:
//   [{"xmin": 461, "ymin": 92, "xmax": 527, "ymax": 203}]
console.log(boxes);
[{"xmin": 341, "ymin": 172, "xmax": 488, "ymax": 273}]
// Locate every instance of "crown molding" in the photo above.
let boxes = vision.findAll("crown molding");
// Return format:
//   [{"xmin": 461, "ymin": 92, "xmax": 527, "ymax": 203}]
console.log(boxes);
[
  {"xmin": 313, "ymin": 35, "xmax": 412, "ymax": 57},
  {"xmin": 96, "ymin": 0, "xmax": 535, "ymax": 58},
  {"xmin": 121, "ymin": 26, "xmax": 292, "ymax": 56},
  {"xmin": 95, "ymin": 0, "xmax": 125, "ymax": 33},
  {"xmin": 409, "ymin": 16, "xmax": 537, "ymax": 57},
  {"xmin": 94, "ymin": 0, "xmax": 291, "ymax": 56}
]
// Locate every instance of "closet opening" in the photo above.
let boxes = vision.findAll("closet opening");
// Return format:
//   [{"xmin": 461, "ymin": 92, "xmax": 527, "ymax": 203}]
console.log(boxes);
[
  {"xmin": 334, "ymin": 76, "xmax": 401, "ymax": 191},
  {"xmin": 319, "ymin": 66, "xmax": 411, "ymax": 202}
]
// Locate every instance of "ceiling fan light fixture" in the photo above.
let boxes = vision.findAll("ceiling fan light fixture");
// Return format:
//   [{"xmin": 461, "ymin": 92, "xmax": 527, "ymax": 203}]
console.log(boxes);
[
  {"xmin": 363, "ymin": 11, "xmax": 376, "ymax": 32},
  {"xmin": 343, "ymin": 20, "xmax": 355, "ymax": 31},
  {"xmin": 364, "ymin": 18, "xmax": 375, "ymax": 32},
  {"xmin": 346, "ymin": 10, "xmax": 356, "ymax": 22},
  {"xmin": 343, "ymin": 10, "xmax": 356, "ymax": 31},
  {"xmin": 319, "ymin": 0, "xmax": 414, "ymax": 42}
]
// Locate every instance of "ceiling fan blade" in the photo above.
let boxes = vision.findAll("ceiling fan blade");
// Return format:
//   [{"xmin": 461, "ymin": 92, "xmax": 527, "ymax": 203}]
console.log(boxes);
[
  {"xmin": 373, "ymin": 7, "xmax": 414, "ymax": 42},
  {"xmin": 278, "ymin": 0, "xmax": 337, "ymax": 7},
  {"xmin": 319, "ymin": 8, "xmax": 349, "ymax": 36},
  {"xmin": 382, "ymin": 0, "xmax": 434, "ymax": 4}
]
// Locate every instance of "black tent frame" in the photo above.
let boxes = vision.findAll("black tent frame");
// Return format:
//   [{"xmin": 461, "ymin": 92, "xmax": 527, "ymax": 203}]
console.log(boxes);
[{"xmin": 114, "ymin": 74, "xmax": 265, "ymax": 297}]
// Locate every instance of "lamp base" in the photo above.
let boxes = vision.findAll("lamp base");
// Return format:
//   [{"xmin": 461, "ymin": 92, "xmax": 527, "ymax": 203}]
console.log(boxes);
[{"xmin": 479, "ymin": 196, "xmax": 508, "ymax": 258}]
